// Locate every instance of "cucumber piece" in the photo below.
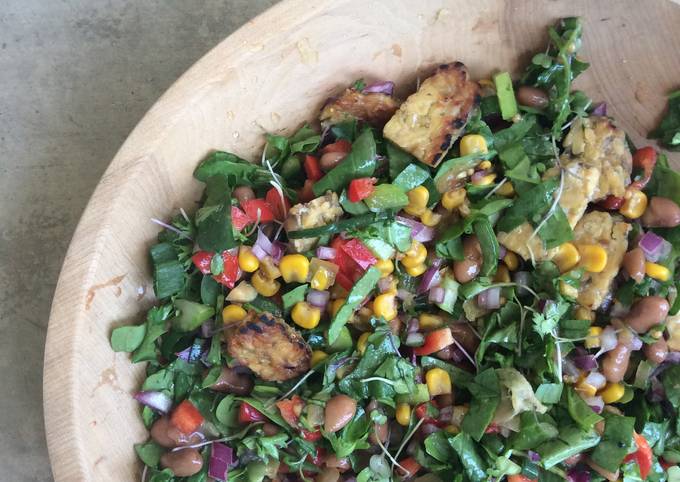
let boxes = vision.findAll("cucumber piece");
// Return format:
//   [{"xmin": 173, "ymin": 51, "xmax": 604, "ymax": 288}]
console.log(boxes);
[
  {"xmin": 171, "ymin": 299, "xmax": 215, "ymax": 332},
  {"xmin": 396, "ymin": 384, "xmax": 430, "ymax": 405},
  {"xmin": 494, "ymin": 71, "xmax": 518, "ymax": 121},
  {"xmin": 327, "ymin": 326, "xmax": 353, "ymax": 353}
]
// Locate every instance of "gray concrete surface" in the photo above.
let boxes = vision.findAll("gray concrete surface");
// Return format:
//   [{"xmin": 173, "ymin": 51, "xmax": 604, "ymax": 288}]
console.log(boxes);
[{"xmin": 0, "ymin": 1, "xmax": 278, "ymax": 480}]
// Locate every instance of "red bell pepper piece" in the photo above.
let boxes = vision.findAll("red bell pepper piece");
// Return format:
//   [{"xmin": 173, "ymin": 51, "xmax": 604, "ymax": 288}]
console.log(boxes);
[
  {"xmin": 321, "ymin": 139, "xmax": 352, "ymax": 155},
  {"xmin": 396, "ymin": 457, "xmax": 421, "ymax": 478},
  {"xmin": 238, "ymin": 402, "xmax": 265, "ymax": 424},
  {"xmin": 192, "ymin": 251, "xmax": 213, "ymax": 274},
  {"xmin": 170, "ymin": 400, "xmax": 204, "ymax": 434},
  {"xmin": 413, "ymin": 328, "xmax": 455, "ymax": 356},
  {"xmin": 275, "ymin": 395, "xmax": 304, "ymax": 428},
  {"xmin": 507, "ymin": 476, "xmax": 537, "ymax": 482},
  {"xmin": 301, "ymin": 429, "xmax": 323, "ymax": 441},
  {"xmin": 240, "ymin": 198, "xmax": 275, "ymax": 223},
  {"xmin": 630, "ymin": 146, "xmax": 657, "ymax": 190},
  {"xmin": 414, "ymin": 400, "xmax": 439, "ymax": 423},
  {"xmin": 485, "ymin": 422, "xmax": 501, "ymax": 434},
  {"xmin": 304, "ymin": 155, "xmax": 323, "ymax": 182},
  {"xmin": 624, "ymin": 432, "xmax": 653, "ymax": 480},
  {"xmin": 306, "ymin": 447, "xmax": 326, "ymax": 466},
  {"xmin": 231, "ymin": 206, "xmax": 251, "ymax": 231},
  {"xmin": 340, "ymin": 238, "xmax": 377, "ymax": 270},
  {"xmin": 212, "ymin": 250, "xmax": 241, "ymax": 289},
  {"xmin": 347, "ymin": 177, "xmax": 376, "ymax": 203},
  {"xmin": 265, "ymin": 187, "xmax": 290, "ymax": 221},
  {"xmin": 298, "ymin": 179, "xmax": 316, "ymax": 203}
]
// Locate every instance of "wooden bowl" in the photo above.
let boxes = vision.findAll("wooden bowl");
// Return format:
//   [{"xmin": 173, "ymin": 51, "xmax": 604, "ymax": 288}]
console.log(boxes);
[{"xmin": 44, "ymin": 0, "xmax": 680, "ymax": 480}]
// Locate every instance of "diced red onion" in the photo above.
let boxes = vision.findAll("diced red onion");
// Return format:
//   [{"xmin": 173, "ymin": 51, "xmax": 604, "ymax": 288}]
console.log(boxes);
[
  {"xmin": 316, "ymin": 246, "xmax": 337, "ymax": 260},
  {"xmin": 420, "ymin": 423, "xmax": 441, "ymax": 436},
  {"xmin": 397, "ymin": 289, "xmax": 412, "ymax": 301},
  {"xmin": 583, "ymin": 396, "xmax": 604, "ymax": 414},
  {"xmin": 395, "ymin": 216, "xmax": 435, "ymax": 242},
  {"xmin": 562, "ymin": 358, "xmax": 581, "ymax": 378},
  {"xmin": 477, "ymin": 287, "xmax": 501, "ymax": 310},
  {"xmin": 200, "ymin": 320, "xmax": 215, "ymax": 338},
  {"xmin": 585, "ymin": 371, "xmax": 607, "ymax": 390},
  {"xmin": 471, "ymin": 170, "xmax": 489, "ymax": 184},
  {"xmin": 414, "ymin": 226, "xmax": 435, "ymax": 243},
  {"xmin": 255, "ymin": 228, "xmax": 273, "ymax": 254},
  {"xmin": 404, "ymin": 333, "xmax": 425, "ymax": 347},
  {"xmin": 208, "ymin": 442, "xmax": 234, "ymax": 481},
  {"xmin": 407, "ymin": 318, "xmax": 420, "ymax": 334},
  {"xmin": 591, "ymin": 102, "xmax": 607, "ymax": 117},
  {"xmin": 270, "ymin": 241, "xmax": 285, "ymax": 263},
  {"xmin": 307, "ymin": 289, "xmax": 330, "ymax": 308},
  {"xmin": 498, "ymin": 245, "xmax": 507, "ymax": 260},
  {"xmin": 528, "ymin": 450, "xmax": 541, "ymax": 462},
  {"xmin": 418, "ymin": 267, "xmax": 441, "ymax": 294},
  {"xmin": 251, "ymin": 244, "xmax": 268, "ymax": 261},
  {"xmin": 630, "ymin": 335, "xmax": 643, "ymax": 351},
  {"xmin": 567, "ymin": 466, "xmax": 592, "ymax": 482},
  {"xmin": 438, "ymin": 406, "xmax": 453, "ymax": 423},
  {"xmin": 430, "ymin": 257, "xmax": 443, "ymax": 269},
  {"xmin": 573, "ymin": 354, "xmax": 598, "ymax": 371},
  {"xmin": 429, "ymin": 286, "xmax": 445, "ymax": 304},
  {"xmin": 639, "ymin": 231, "xmax": 672, "ymax": 262},
  {"xmin": 362, "ymin": 81, "xmax": 395, "ymax": 96},
  {"xmin": 134, "ymin": 391, "xmax": 172, "ymax": 414},
  {"xmin": 176, "ymin": 340, "xmax": 206, "ymax": 362},
  {"xmin": 600, "ymin": 326, "xmax": 618, "ymax": 353},
  {"xmin": 666, "ymin": 351, "xmax": 680, "ymax": 364},
  {"xmin": 378, "ymin": 277, "xmax": 393, "ymax": 293}
]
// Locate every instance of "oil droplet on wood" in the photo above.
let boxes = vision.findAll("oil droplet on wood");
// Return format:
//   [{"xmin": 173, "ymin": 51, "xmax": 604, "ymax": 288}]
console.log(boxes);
[{"xmin": 85, "ymin": 274, "xmax": 126, "ymax": 310}]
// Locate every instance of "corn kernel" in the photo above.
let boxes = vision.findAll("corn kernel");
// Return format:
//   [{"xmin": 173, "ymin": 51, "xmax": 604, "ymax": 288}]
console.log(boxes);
[
  {"xmin": 373, "ymin": 293, "xmax": 397, "ymax": 321},
  {"xmin": 329, "ymin": 298, "xmax": 346, "ymax": 317},
  {"xmin": 619, "ymin": 189, "xmax": 648, "ymax": 219},
  {"xmin": 237, "ymin": 246, "xmax": 260, "ymax": 273},
  {"xmin": 503, "ymin": 251, "xmax": 519, "ymax": 271},
  {"xmin": 496, "ymin": 181, "xmax": 515, "ymax": 197},
  {"xmin": 575, "ymin": 307, "xmax": 595, "ymax": 322},
  {"xmin": 577, "ymin": 244, "xmax": 608, "ymax": 273},
  {"xmin": 444, "ymin": 425, "xmax": 460, "ymax": 434},
  {"xmin": 460, "ymin": 134, "xmax": 489, "ymax": 157},
  {"xmin": 600, "ymin": 382, "xmax": 625, "ymax": 404},
  {"xmin": 426, "ymin": 368, "xmax": 452, "ymax": 396},
  {"xmin": 252, "ymin": 270, "xmax": 280, "ymax": 296},
  {"xmin": 402, "ymin": 241, "xmax": 427, "ymax": 268},
  {"xmin": 585, "ymin": 326, "xmax": 602, "ymax": 349},
  {"xmin": 478, "ymin": 160, "xmax": 492, "ymax": 170},
  {"xmin": 279, "ymin": 254, "xmax": 310, "ymax": 283},
  {"xmin": 222, "ymin": 304, "xmax": 247, "ymax": 323},
  {"xmin": 405, "ymin": 263, "xmax": 428, "ymax": 277},
  {"xmin": 357, "ymin": 332, "xmax": 371, "ymax": 354},
  {"xmin": 419, "ymin": 313, "xmax": 444, "ymax": 330},
  {"xmin": 404, "ymin": 186, "xmax": 429, "ymax": 216},
  {"xmin": 374, "ymin": 259, "xmax": 394, "ymax": 278},
  {"xmin": 645, "ymin": 262, "xmax": 671, "ymax": 282},
  {"xmin": 291, "ymin": 301, "xmax": 321, "ymax": 329},
  {"xmin": 442, "ymin": 188, "xmax": 466, "ymax": 211},
  {"xmin": 311, "ymin": 268, "xmax": 331, "ymax": 291},
  {"xmin": 576, "ymin": 379, "xmax": 598, "ymax": 398},
  {"xmin": 494, "ymin": 264, "xmax": 511, "ymax": 283},
  {"xmin": 560, "ymin": 280, "xmax": 578, "ymax": 299},
  {"xmin": 259, "ymin": 256, "xmax": 281, "ymax": 279},
  {"xmin": 396, "ymin": 403, "xmax": 411, "ymax": 426},
  {"xmin": 420, "ymin": 209, "xmax": 442, "ymax": 227},
  {"xmin": 554, "ymin": 243, "xmax": 581, "ymax": 273},
  {"xmin": 310, "ymin": 350, "xmax": 328, "ymax": 367}
]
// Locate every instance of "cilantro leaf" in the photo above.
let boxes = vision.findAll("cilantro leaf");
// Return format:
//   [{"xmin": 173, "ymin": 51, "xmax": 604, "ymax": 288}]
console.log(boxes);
[{"xmin": 532, "ymin": 299, "xmax": 569, "ymax": 337}]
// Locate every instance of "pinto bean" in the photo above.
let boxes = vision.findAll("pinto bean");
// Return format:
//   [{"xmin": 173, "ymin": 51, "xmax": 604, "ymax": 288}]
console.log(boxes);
[
  {"xmin": 316, "ymin": 467, "xmax": 341, "ymax": 482},
  {"xmin": 644, "ymin": 337, "xmax": 668, "ymax": 364},
  {"xmin": 602, "ymin": 329, "xmax": 634, "ymax": 383},
  {"xmin": 150, "ymin": 417, "xmax": 202, "ymax": 448},
  {"xmin": 160, "ymin": 448, "xmax": 203, "ymax": 477},
  {"xmin": 453, "ymin": 235, "xmax": 482, "ymax": 283},
  {"xmin": 624, "ymin": 296, "xmax": 670, "ymax": 333},
  {"xmin": 320, "ymin": 152, "xmax": 346, "ymax": 171},
  {"xmin": 324, "ymin": 395, "xmax": 357, "ymax": 433},
  {"xmin": 641, "ymin": 196, "xmax": 680, "ymax": 228},
  {"xmin": 209, "ymin": 367, "xmax": 253, "ymax": 395},
  {"xmin": 233, "ymin": 186, "xmax": 255, "ymax": 205},
  {"xmin": 622, "ymin": 248, "xmax": 646, "ymax": 283},
  {"xmin": 262, "ymin": 423, "xmax": 280, "ymax": 436},
  {"xmin": 325, "ymin": 454, "xmax": 351, "ymax": 472},
  {"xmin": 516, "ymin": 86, "xmax": 550, "ymax": 109},
  {"xmin": 369, "ymin": 420, "xmax": 389, "ymax": 445},
  {"xmin": 449, "ymin": 323, "xmax": 480, "ymax": 354}
]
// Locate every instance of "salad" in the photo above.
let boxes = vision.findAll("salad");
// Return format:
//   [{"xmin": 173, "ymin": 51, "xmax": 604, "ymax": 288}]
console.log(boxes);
[{"xmin": 111, "ymin": 17, "xmax": 680, "ymax": 482}]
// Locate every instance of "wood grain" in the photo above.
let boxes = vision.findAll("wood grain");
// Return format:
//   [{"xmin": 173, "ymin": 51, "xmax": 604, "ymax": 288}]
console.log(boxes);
[{"xmin": 43, "ymin": 0, "xmax": 680, "ymax": 480}]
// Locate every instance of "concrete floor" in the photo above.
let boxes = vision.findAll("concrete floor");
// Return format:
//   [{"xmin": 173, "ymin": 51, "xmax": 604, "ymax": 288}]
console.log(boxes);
[{"xmin": 0, "ymin": 1, "xmax": 277, "ymax": 480}]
